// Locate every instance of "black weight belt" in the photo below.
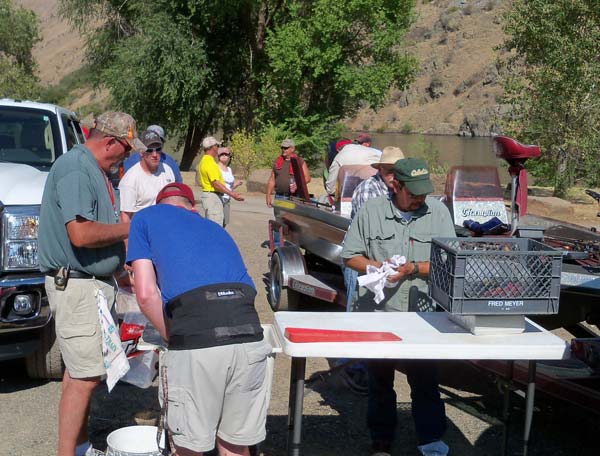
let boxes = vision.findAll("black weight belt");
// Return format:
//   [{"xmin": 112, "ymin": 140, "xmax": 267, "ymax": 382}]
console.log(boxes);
[{"xmin": 166, "ymin": 282, "xmax": 263, "ymax": 350}]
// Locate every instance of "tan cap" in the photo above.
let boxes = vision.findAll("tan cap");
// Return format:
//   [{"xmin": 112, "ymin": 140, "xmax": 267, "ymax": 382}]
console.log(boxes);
[
  {"xmin": 281, "ymin": 138, "xmax": 295, "ymax": 148},
  {"xmin": 372, "ymin": 146, "xmax": 405, "ymax": 169},
  {"xmin": 202, "ymin": 136, "xmax": 221, "ymax": 149},
  {"xmin": 93, "ymin": 111, "xmax": 146, "ymax": 152}
]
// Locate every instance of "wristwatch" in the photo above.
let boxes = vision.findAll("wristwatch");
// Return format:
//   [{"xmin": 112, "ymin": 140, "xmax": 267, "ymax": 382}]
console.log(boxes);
[{"xmin": 409, "ymin": 261, "xmax": 419, "ymax": 278}]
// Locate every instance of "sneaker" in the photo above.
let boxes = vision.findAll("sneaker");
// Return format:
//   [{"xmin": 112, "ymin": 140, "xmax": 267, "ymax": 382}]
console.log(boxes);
[
  {"xmin": 371, "ymin": 440, "xmax": 392, "ymax": 456},
  {"xmin": 417, "ymin": 440, "xmax": 449, "ymax": 456}
]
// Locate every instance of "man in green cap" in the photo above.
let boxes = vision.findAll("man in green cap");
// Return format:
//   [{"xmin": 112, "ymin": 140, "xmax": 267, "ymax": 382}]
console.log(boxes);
[
  {"xmin": 341, "ymin": 157, "xmax": 455, "ymax": 456},
  {"xmin": 39, "ymin": 111, "xmax": 144, "ymax": 456}
]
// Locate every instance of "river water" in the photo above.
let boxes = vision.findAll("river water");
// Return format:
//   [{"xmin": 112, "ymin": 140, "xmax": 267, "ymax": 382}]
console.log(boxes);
[{"xmin": 351, "ymin": 132, "xmax": 511, "ymax": 183}]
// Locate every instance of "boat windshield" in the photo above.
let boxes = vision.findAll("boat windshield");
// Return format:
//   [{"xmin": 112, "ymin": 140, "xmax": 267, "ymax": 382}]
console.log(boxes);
[{"xmin": 445, "ymin": 166, "xmax": 503, "ymax": 200}]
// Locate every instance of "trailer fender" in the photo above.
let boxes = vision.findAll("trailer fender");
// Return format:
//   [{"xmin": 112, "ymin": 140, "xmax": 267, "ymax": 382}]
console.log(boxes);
[{"xmin": 272, "ymin": 245, "xmax": 306, "ymax": 287}]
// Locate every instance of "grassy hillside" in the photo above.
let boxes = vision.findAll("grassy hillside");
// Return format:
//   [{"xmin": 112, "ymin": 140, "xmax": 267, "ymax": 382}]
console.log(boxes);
[{"xmin": 18, "ymin": 0, "xmax": 507, "ymax": 136}]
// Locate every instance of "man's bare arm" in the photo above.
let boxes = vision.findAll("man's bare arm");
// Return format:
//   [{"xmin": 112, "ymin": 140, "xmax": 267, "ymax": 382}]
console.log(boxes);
[
  {"xmin": 132, "ymin": 259, "xmax": 168, "ymax": 341},
  {"xmin": 344, "ymin": 256, "xmax": 383, "ymax": 274},
  {"xmin": 66, "ymin": 216, "xmax": 129, "ymax": 248},
  {"xmin": 212, "ymin": 180, "xmax": 244, "ymax": 201},
  {"xmin": 266, "ymin": 171, "xmax": 276, "ymax": 207}
]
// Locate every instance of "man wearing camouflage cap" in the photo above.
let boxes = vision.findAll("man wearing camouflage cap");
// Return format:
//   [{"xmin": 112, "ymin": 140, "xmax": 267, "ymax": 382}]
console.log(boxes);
[
  {"xmin": 39, "ymin": 111, "xmax": 143, "ymax": 456},
  {"xmin": 341, "ymin": 158, "xmax": 455, "ymax": 456}
]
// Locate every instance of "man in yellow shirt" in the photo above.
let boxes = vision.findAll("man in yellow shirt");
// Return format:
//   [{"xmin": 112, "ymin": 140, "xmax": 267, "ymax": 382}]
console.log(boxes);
[{"xmin": 197, "ymin": 136, "xmax": 244, "ymax": 225}]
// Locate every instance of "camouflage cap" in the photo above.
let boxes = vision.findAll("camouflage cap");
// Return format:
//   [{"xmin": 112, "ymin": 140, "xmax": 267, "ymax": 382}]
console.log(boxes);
[{"xmin": 93, "ymin": 111, "xmax": 146, "ymax": 152}]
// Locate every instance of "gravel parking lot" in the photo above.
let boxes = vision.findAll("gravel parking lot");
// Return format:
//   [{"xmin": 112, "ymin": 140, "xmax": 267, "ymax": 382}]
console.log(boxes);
[{"xmin": 0, "ymin": 193, "xmax": 598, "ymax": 456}]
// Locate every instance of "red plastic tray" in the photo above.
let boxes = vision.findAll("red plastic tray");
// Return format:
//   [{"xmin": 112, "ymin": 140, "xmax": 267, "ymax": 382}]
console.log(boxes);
[{"xmin": 284, "ymin": 327, "xmax": 402, "ymax": 343}]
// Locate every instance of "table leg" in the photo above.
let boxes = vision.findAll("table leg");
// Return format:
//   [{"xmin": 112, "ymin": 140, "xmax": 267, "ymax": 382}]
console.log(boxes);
[
  {"xmin": 500, "ymin": 361, "xmax": 514, "ymax": 456},
  {"xmin": 522, "ymin": 360, "xmax": 536, "ymax": 456},
  {"xmin": 287, "ymin": 357, "xmax": 306, "ymax": 456}
]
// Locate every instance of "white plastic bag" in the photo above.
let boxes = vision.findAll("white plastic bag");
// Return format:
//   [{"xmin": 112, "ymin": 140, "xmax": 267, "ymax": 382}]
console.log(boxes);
[
  {"xmin": 121, "ymin": 350, "xmax": 159, "ymax": 389},
  {"xmin": 97, "ymin": 287, "xmax": 130, "ymax": 392}
]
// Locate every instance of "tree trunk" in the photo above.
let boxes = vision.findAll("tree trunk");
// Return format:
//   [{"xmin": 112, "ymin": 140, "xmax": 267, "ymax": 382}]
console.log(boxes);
[
  {"xmin": 553, "ymin": 147, "xmax": 571, "ymax": 198},
  {"xmin": 179, "ymin": 108, "xmax": 219, "ymax": 171}
]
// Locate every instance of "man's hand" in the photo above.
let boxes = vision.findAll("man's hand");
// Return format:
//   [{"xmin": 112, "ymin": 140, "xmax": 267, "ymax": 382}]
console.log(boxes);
[
  {"xmin": 387, "ymin": 262, "xmax": 417, "ymax": 284},
  {"xmin": 231, "ymin": 192, "xmax": 244, "ymax": 202},
  {"xmin": 266, "ymin": 195, "xmax": 273, "ymax": 208}
]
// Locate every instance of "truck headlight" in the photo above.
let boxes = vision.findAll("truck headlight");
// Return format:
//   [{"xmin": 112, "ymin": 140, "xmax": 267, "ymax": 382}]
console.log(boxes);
[{"xmin": 2, "ymin": 210, "xmax": 40, "ymax": 271}]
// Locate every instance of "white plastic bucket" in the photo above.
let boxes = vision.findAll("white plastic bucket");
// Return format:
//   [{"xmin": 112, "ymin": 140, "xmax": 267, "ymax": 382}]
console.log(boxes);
[{"xmin": 106, "ymin": 425, "xmax": 164, "ymax": 456}]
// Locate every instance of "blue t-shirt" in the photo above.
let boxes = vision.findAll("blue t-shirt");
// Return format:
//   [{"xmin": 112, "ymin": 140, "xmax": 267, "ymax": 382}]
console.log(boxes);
[
  {"xmin": 124, "ymin": 152, "xmax": 183, "ymax": 183},
  {"xmin": 127, "ymin": 204, "xmax": 254, "ymax": 304}
]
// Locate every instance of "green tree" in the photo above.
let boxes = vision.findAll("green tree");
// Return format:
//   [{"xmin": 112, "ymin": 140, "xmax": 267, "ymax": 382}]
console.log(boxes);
[
  {"xmin": 59, "ymin": 0, "xmax": 417, "ymax": 170},
  {"xmin": 501, "ymin": 0, "xmax": 600, "ymax": 197},
  {"xmin": 0, "ymin": 0, "xmax": 41, "ymax": 98}
]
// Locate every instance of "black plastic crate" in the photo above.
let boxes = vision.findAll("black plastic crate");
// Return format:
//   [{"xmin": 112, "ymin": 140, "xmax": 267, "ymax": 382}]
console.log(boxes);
[{"xmin": 429, "ymin": 237, "xmax": 562, "ymax": 315}]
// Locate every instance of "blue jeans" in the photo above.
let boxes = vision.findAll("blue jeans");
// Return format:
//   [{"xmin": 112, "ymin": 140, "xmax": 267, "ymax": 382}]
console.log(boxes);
[
  {"xmin": 342, "ymin": 263, "xmax": 359, "ymax": 312},
  {"xmin": 367, "ymin": 359, "xmax": 447, "ymax": 446}
]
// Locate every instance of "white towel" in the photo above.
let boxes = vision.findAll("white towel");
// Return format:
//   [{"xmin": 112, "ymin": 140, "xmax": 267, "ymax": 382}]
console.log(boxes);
[
  {"xmin": 357, "ymin": 255, "xmax": 407, "ymax": 304},
  {"xmin": 97, "ymin": 287, "xmax": 130, "ymax": 392}
]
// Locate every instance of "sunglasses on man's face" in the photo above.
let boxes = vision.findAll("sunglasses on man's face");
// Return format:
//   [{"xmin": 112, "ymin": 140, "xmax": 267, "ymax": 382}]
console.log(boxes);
[
  {"xmin": 112, "ymin": 137, "xmax": 132, "ymax": 153},
  {"xmin": 144, "ymin": 147, "xmax": 163, "ymax": 154}
]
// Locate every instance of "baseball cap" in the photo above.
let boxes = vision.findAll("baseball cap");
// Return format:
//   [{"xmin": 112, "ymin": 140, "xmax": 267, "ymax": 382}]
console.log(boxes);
[
  {"xmin": 156, "ymin": 183, "xmax": 195, "ymax": 205},
  {"xmin": 140, "ymin": 130, "xmax": 162, "ymax": 148},
  {"xmin": 93, "ymin": 111, "xmax": 146, "ymax": 152},
  {"xmin": 202, "ymin": 136, "xmax": 221, "ymax": 149},
  {"xmin": 281, "ymin": 138, "xmax": 295, "ymax": 148},
  {"xmin": 147, "ymin": 125, "xmax": 165, "ymax": 142},
  {"xmin": 393, "ymin": 157, "xmax": 434, "ymax": 195},
  {"xmin": 356, "ymin": 133, "xmax": 372, "ymax": 144},
  {"xmin": 372, "ymin": 146, "xmax": 405, "ymax": 169}
]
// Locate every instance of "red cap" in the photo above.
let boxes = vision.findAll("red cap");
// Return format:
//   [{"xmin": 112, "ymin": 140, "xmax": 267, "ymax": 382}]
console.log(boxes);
[
  {"xmin": 156, "ymin": 183, "xmax": 195, "ymax": 205},
  {"xmin": 336, "ymin": 139, "xmax": 352, "ymax": 152}
]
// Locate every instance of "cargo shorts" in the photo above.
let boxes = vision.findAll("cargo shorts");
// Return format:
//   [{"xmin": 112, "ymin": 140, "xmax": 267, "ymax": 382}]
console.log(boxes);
[
  {"xmin": 45, "ymin": 276, "xmax": 116, "ymax": 379},
  {"xmin": 160, "ymin": 339, "xmax": 272, "ymax": 452},
  {"xmin": 200, "ymin": 191, "xmax": 224, "ymax": 225}
]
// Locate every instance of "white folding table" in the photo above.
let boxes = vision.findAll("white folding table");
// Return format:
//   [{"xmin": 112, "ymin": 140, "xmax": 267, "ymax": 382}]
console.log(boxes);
[{"xmin": 273, "ymin": 311, "xmax": 569, "ymax": 456}]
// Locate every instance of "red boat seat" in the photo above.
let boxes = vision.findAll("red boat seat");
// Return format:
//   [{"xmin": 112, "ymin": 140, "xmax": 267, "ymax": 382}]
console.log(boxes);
[{"xmin": 494, "ymin": 136, "xmax": 541, "ymax": 161}]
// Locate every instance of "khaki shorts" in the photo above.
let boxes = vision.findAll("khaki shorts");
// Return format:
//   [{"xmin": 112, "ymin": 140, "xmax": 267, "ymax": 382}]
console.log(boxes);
[
  {"xmin": 201, "ymin": 192, "xmax": 224, "ymax": 225},
  {"xmin": 45, "ymin": 276, "xmax": 116, "ymax": 379},
  {"xmin": 161, "ymin": 340, "xmax": 272, "ymax": 452}
]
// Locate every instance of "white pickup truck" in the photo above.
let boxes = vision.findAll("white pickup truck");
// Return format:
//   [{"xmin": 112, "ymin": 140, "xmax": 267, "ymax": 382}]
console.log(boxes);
[{"xmin": 0, "ymin": 98, "xmax": 85, "ymax": 378}]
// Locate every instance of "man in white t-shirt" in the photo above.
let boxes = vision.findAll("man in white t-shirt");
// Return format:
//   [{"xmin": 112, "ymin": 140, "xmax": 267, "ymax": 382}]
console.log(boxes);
[
  {"xmin": 119, "ymin": 129, "xmax": 176, "ymax": 223},
  {"xmin": 325, "ymin": 133, "xmax": 382, "ymax": 197}
]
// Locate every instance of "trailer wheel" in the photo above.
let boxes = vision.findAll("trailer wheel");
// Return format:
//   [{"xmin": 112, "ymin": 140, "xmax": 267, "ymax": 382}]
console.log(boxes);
[
  {"xmin": 25, "ymin": 320, "xmax": 64, "ymax": 380},
  {"xmin": 269, "ymin": 252, "xmax": 300, "ymax": 311}
]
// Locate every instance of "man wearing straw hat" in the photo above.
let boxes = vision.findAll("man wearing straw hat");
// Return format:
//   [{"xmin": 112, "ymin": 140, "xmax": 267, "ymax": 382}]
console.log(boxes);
[{"xmin": 128, "ymin": 183, "xmax": 271, "ymax": 456}]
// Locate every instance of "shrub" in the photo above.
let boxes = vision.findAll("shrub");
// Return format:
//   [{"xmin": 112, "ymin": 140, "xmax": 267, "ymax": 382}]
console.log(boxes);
[{"xmin": 230, "ymin": 130, "xmax": 259, "ymax": 180}]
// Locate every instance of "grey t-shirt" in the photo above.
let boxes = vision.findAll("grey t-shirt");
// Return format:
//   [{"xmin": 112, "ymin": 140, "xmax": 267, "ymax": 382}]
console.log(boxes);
[{"xmin": 39, "ymin": 144, "xmax": 125, "ymax": 276}]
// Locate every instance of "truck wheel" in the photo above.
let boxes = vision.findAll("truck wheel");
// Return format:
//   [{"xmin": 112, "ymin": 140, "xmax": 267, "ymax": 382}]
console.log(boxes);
[
  {"xmin": 25, "ymin": 320, "xmax": 63, "ymax": 380},
  {"xmin": 269, "ymin": 252, "xmax": 300, "ymax": 311}
]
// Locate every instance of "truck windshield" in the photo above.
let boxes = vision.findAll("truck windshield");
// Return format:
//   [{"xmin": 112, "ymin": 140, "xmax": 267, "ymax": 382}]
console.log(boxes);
[{"xmin": 0, "ymin": 106, "xmax": 61, "ymax": 168}]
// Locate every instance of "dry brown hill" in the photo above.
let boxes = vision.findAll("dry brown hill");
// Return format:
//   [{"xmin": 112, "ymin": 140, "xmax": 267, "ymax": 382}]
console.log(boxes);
[{"xmin": 18, "ymin": 0, "xmax": 507, "ymax": 136}]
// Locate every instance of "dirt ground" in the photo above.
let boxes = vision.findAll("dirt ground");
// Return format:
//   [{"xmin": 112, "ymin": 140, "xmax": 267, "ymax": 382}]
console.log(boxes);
[{"xmin": 1, "ymin": 193, "xmax": 599, "ymax": 456}]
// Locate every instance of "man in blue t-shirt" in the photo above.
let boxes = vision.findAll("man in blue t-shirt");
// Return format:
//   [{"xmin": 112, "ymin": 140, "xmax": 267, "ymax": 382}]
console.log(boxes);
[
  {"xmin": 123, "ymin": 124, "xmax": 183, "ymax": 182},
  {"xmin": 127, "ymin": 182, "xmax": 270, "ymax": 456}
]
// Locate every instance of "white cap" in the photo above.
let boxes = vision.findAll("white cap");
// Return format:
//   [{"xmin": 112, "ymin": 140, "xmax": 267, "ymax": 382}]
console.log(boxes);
[{"xmin": 202, "ymin": 136, "xmax": 221, "ymax": 149}]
